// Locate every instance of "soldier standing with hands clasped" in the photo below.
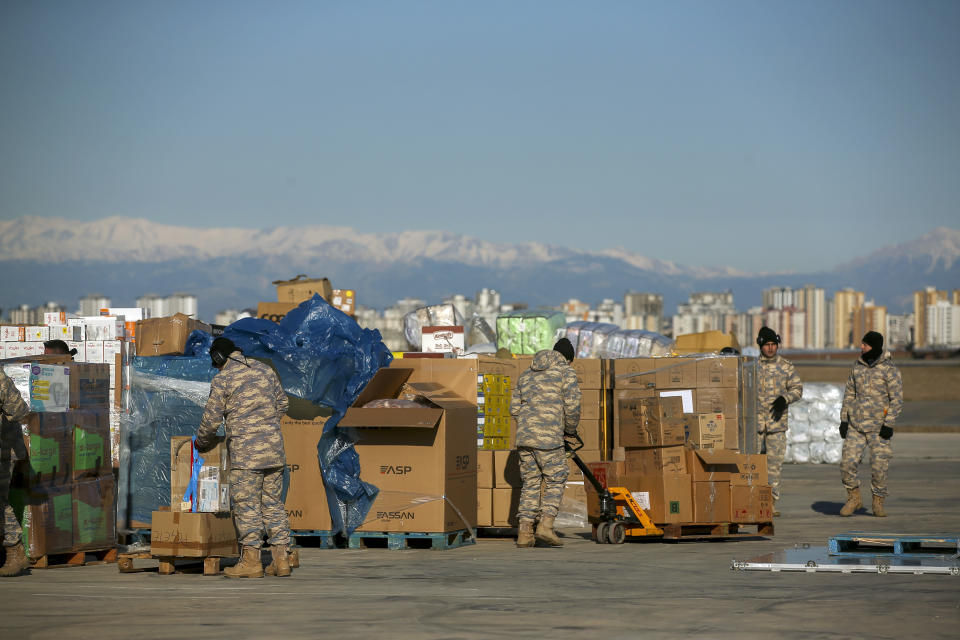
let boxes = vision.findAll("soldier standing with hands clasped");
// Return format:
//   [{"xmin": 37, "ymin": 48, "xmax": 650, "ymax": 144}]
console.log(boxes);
[
  {"xmin": 196, "ymin": 338, "xmax": 293, "ymax": 578},
  {"xmin": 510, "ymin": 338, "xmax": 581, "ymax": 548},
  {"xmin": 838, "ymin": 331, "xmax": 902, "ymax": 517},
  {"xmin": 756, "ymin": 327, "xmax": 803, "ymax": 517}
]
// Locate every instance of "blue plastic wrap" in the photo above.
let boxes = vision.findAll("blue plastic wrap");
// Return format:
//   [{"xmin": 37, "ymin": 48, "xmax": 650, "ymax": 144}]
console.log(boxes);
[{"xmin": 225, "ymin": 295, "xmax": 391, "ymax": 536}]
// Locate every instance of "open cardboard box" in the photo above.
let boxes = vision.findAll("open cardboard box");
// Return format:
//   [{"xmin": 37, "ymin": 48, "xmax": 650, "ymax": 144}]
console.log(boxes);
[{"xmin": 339, "ymin": 367, "xmax": 477, "ymax": 533}]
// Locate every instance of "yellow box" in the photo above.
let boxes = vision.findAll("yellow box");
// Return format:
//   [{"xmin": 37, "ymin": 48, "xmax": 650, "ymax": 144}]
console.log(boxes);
[{"xmin": 482, "ymin": 436, "xmax": 511, "ymax": 450}]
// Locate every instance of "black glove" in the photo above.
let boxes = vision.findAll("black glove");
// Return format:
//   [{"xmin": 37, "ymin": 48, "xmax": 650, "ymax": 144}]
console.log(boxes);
[
  {"xmin": 771, "ymin": 396, "xmax": 787, "ymax": 421},
  {"xmin": 879, "ymin": 425, "xmax": 893, "ymax": 440},
  {"xmin": 839, "ymin": 422, "xmax": 848, "ymax": 439},
  {"xmin": 563, "ymin": 433, "xmax": 580, "ymax": 450}
]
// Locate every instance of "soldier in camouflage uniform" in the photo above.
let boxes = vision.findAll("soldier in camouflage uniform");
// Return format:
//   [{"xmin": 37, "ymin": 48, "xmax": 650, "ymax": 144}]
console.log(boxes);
[
  {"xmin": 756, "ymin": 327, "xmax": 803, "ymax": 517},
  {"xmin": 196, "ymin": 338, "xmax": 291, "ymax": 578},
  {"xmin": 509, "ymin": 338, "xmax": 581, "ymax": 548},
  {"xmin": 838, "ymin": 331, "xmax": 902, "ymax": 517},
  {"xmin": 0, "ymin": 369, "xmax": 32, "ymax": 577}
]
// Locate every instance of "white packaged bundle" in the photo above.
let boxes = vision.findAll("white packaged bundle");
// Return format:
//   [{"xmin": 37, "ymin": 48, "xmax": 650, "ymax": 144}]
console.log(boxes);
[
  {"xmin": 791, "ymin": 442, "xmax": 811, "ymax": 463},
  {"xmin": 786, "ymin": 382, "xmax": 844, "ymax": 464}
]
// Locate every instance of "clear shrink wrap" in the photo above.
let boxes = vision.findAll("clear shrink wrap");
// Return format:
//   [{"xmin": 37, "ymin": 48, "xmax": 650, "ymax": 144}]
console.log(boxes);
[
  {"xmin": 785, "ymin": 383, "xmax": 844, "ymax": 464},
  {"xmin": 403, "ymin": 304, "xmax": 465, "ymax": 350},
  {"xmin": 496, "ymin": 310, "xmax": 565, "ymax": 355}
]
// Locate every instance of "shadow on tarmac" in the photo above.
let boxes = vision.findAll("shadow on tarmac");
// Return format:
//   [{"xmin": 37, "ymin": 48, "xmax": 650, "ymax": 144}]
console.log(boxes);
[{"xmin": 811, "ymin": 500, "xmax": 867, "ymax": 516}]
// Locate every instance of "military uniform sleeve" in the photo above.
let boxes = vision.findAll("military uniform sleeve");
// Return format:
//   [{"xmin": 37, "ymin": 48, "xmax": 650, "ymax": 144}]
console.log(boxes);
[
  {"xmin": 840, "ymin": 369, "xmax": 856, "ymax": 422},
  {"xmin": 561, "ymin": 367, "xmax": 581, "ymax": 434},
  {"xmin": 0, "ymin": 372, "xmax": 30, "ymax": 423},
  {"xmin": 883, "ymin": 366, "xmax": 904, "ymax": 427},
  {"xmin": 784, "ymin": 363, "xmax": 803, "ymax": 405},
  {"xmin": 196, "ymin": 374, "xmax": 227, "ymax": 451}
]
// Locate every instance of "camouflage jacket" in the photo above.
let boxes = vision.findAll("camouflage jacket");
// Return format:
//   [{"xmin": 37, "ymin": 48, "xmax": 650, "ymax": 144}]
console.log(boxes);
[
  {"xmin": 757, "ymin": 354, "xmax": 803, "ymax": 434},
  {"xmin": 510, "ymin": 349, "xmax": 581, "ymax": 449},
  {"xmin": 0, "ymin": 369, "xmax": 30, "ymax": 457},
  {"xmin": 841, "ymin": 351, "xmax": 903, "ymax": 431},
  {"xmin": 197, "ymin": 354, "xmax": 289, "ymax": 470}
]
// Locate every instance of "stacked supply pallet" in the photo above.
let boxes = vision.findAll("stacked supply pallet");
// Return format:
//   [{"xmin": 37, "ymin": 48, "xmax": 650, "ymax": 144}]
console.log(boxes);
[
  {"xmin": 477, "ymin": 372, "xmax": 511, "ymax": 450},
  {"xmin": 5, "ymin": 358, "xmax": 117, "ymax": 566}
]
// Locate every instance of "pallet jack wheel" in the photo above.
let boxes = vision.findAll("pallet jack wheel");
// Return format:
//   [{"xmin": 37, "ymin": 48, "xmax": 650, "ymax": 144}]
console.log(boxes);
[
  {"xmin": 607, "ymin": 522, "xmax": 626, "ymax": 545},
  {"xmin": 595, "ymin": 522, "xmax": 610, "ymax": 544}
]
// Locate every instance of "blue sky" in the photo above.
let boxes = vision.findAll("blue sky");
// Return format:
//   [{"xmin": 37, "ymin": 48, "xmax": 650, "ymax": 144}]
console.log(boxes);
[{"xmin": 1, "ymin": 0, "xmax": 957, "ymax": 272}]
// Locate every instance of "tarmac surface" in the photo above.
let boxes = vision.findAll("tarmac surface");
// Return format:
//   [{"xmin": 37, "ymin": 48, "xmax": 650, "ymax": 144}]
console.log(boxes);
[{"xmin": 2, "ymin": 433, "xmax": 959, "ymax": 640}]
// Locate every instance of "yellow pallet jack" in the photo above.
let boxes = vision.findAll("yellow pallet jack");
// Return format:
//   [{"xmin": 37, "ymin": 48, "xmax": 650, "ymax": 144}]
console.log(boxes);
[{"xmin": 566, "ymin": 435, "xmax": 664, "ymax": 544}]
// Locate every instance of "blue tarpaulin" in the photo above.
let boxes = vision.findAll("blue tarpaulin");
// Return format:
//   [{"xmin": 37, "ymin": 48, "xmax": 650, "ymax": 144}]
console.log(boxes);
[
  {"xmin": 119, "ymin": 295, "xmax": 391, "ymax": 536},
  {"xmin": 224, "ymin": 295, "xmax": 392, "ymax": 535}
]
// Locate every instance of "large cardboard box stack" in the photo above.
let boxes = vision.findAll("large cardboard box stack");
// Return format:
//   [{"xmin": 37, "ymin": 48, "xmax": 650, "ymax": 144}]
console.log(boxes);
[
  {"xmin": 5, "ymin": 361, "xmax": 116, "ymax": 559},
  {"xmin": 280, "ymin": 415, "xmax": 333, "ymax": 531},
  {"xmin": 341, "ymin": 361, "xmax": 478, "ymax": 533}
]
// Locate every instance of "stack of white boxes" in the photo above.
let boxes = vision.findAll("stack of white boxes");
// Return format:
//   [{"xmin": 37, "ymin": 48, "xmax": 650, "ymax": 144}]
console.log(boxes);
[{"xmin": 0, "ymin": 308, "xmax": 150, "ymax": 467}]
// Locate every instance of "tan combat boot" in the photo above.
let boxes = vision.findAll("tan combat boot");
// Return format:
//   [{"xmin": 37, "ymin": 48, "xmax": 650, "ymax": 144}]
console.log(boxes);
[
  {"xmin": 839, "ymin": 488, "xmax": 862, "ymax": 517},
  {"xmin": 264, "ymin": 545, "xmax": 292, "ymax": 577},
  {"xmin": 224, "ymin": 546, "xmax": 263, "ymax": 579},
  {"xmin": 534, "ymin": 515, "xmax": 563, "ymax": 547},
  {"xmin": 872, "ymin": 495, "xmax": 887, "ymax": 517},
  {"xmin": 0, "ymin": 542, "xmax": 30, "ymax": 577},
  {"xmin": 516, "ymin": 519, "xmax": 535, "ymax": 548}
]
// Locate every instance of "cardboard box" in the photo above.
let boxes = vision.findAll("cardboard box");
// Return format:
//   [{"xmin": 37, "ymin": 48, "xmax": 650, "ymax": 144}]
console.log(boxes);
[
  {"xmin": 84, "ymin": 341, "xmax": 105, "ymax": 364},
  {"xmin": 24, "ymin": 413, "xmax": 74, "ymax": 485},
  {"xmin": 135, "ymin": 314, "xmax": 212, "ymax": 357},
  {"xmin": 694, "ymin": 387, "xmax": 739, "ymax": 416},
  {"xmin": 578, "ymin": 418, "xmax": 601, "ymax": 451},
  {"xmin": 26, "ymin": 326, "xmax": 50, "ymax": 342},
  {"xmin": 273, "ymin": 275, "xmax": 333, "ymax": 304},
  {"xmin": 67, "ymin": 341, "xmax": 86, "ymax": 361},
  {"xmin": 1, "ymin": 326, "xmax": 25, "ymax": 342},
  {"xmin": 621, "ymin": 445, "xmax": 687, "ymax": 475},
  {"xmin": 280, "ymin": 416, "xmax": 333, "ymax": 531},
  {"xmin": 340, "ymin": 368, "xmax": 477, "ymax": 532},
  {"xmin": 674, "ymin": 331, "xmax": 739, "ymax": 355},
  {"xmin": 617, "ymin": 396, "xmax": 684, "ymax": 448},
  {"xmin": 696, "ymin": 357, "xmax": 739, "ymax": 388},
  {"xmin": 171, "ymin": 436, "xmax": 230, "ymax": 513},
  {"xmin": 150, "ymin": 510, "xmax": 239, "ymax": 557},
  {"xmin": 686, "ymin": 413, "xmax": 725, "ymax": 450},
  {"xmin": 69, "ymin": 363, "xmax": 110, "ymax": 410},
  {"xmin": 624, "ymin": 474, "xmax": 692, "ymax": 524},
  {"xmin": 73, "ymin": 411, "xmax": 111, "ymax": 480},
  {"xmin": 477, "ymin": 450, "xmax": 494, "ymax": 489},
  {"xmin": 421, "ymin": 325, "xmax": 465, "ymax": 356},
  {"xmin": 571, "ymin": 358, "xmax": 605, "ymax": 389},
  {"xmin": 28, "ymin": 364, "xmax": 71, "ymax": 412},
  {"xmin": 330, "ymin": 289, "xmax": 356, "ymax": 316},
  {"xmin": 655, "ymin": 357, "xmax": 699, "ymax": 389},
  {"xmin": 731, "ymin": 484, "xmax": 774, "ymax": 523},
  {"xmin": 494, "ymin": 449, "xmax": 522, "ymax": 488},
  {"xmin": 84, "ymin": 317, "xmax": 125, "ymax": 341},
  {"xmin": 477, "ymin": 488, "xmax": 493, "ymax": 527},
  {"xmin": 686, "ymin": 449, "xmax": 762, "ymax": 485},
  {"xmin": 492, "ymin": 487, "xmax": 521, "ymax": 527},
  {"xmin": 44, "ymin": 311, "xmax": 68, "ymax": 325},
  {"xmin": 388, "ymin": 357, "xmax": 478, "ymax": 404},
  {"xmin": 9, "ymin": 484, "xmax": 73, "ymax": 558},
  {"xmin": 692, "ymin": 480, "xmax": 732, "ymax": 523},
  {"xmin": 257, "ymin": 302, "xmax": 298, "ymax": 324},
  {"xmin": 73, "ymin": 475, "xmax": 116, "ymax": 551},
  {"xmin": 611, "ymin": 358, "xmax": 658, "ymax": 389},
  {"xmin": 580, "ymin": 389, "xmax": 603, "ymax": 421}
]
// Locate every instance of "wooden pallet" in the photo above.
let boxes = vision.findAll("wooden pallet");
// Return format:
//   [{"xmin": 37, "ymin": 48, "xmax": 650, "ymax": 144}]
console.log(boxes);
[
  {"xmin": 117, "ymin": 551, "xmax": 232, "ymax": 575},
  {"xmin": 659, "ymin": 521, "xmax": 774, "ymax": 541},
  {"xmin": 30, "ymin": 547, "xmax": 117, "ymax": 569},
  {"xmin": 828, "ymin": 532, "xmax": 960, "ymax": 558}
]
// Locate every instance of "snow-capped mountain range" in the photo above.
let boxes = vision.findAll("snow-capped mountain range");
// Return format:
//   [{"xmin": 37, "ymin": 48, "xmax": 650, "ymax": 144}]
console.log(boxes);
[{"xmin": 0, "ymin": 217, "xmax": 956, "ymax": 317}]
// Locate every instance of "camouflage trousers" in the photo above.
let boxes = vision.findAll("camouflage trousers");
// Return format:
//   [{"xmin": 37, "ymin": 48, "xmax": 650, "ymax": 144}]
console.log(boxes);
[
  {"xmin": 516, "ymin": 447, "xmax": 569, "ymax": 522},
  {"xmin": 760, "ymin": 431, "xmax": 787, "ymax": 502},
  {"xmin": 840, "ymin": 426, "xmax": 893, "ymax": 498},
  {"xmin": 230, "ymin": 467, "xmax": 291, "ymax": 549},
  {"xmin": 1, "ymin": 451, "xmax": 21, "ymax": 547}
]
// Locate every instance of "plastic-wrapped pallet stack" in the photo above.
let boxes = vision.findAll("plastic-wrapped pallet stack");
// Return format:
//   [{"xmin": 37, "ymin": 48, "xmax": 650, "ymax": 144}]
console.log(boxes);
[
  {"xmin": 496, "ymin": 310, "xmax": 566, "ymax": 355},
  {"xmin": 784, "ymin": 383, "xmax": 844, "ymax": 464}
]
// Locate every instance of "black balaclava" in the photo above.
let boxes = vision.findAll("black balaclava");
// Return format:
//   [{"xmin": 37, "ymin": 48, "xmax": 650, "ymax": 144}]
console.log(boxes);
[
  {"xmin": 861, "ymin": 331, "xmax": 883, "ymax": 364},
  {"xmin": 553, "ymin": 337, "xmax": 575, "ymax": 363}
]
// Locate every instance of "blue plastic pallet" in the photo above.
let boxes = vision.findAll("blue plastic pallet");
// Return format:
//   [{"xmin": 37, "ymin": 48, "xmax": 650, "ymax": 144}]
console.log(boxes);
[
  {"xmin": 348, "ymin": 528, "xmax": 475, "ymax": 551},
  {"xmin": 291, "ymin": 530, "xmax": 340, "ymax": 549},
  {"xmin": 828, "ymin": 532, "xmax": 960, "ymax": 558}
]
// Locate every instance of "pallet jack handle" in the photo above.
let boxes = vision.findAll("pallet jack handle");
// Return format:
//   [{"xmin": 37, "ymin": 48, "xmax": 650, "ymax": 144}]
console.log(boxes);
[{"xmin": 564, "ymin": 434, "xmax": 607, "ymax": 496}]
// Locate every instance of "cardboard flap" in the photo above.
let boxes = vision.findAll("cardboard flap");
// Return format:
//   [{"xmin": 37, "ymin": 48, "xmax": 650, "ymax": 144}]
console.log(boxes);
[
  {"xmin": 694, "ymin": 449, "xmax": 743, "ymax": 465},
  {"xmin": 405, "ymin": 381, "xmax": 476, "ymax": 410},
  {"xmin": 339, "ymin": 407, "xmax": 444, "ymax": 429},
  {"xmin": 352, "ymin": 368, "xmax": 413, "ymax": 407}
]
